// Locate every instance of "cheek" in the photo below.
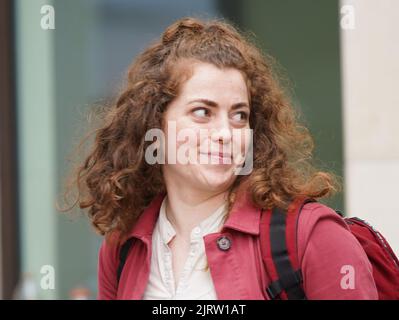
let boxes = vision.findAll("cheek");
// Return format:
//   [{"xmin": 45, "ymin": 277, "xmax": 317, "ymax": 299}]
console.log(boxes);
[
  {"xmin": 164, "ymin": 120, "xmax": 203, "ymax": 163},
  {"xmin": 232, "ymin": 129, "xmax": 250, "ymax": 154},
  {"xmin": 175, "ymin": 123, "xmax": 202, "ymax": 149}
]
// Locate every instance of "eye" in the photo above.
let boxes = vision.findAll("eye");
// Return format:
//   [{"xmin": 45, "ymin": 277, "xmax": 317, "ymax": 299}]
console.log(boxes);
[
  {"xmin": 192, "ymin": 107, "xmax": 210, "ymax": 118},
  {"xmin": 232, "ymin": 111, "xmax": 249, "ymax": 122}
]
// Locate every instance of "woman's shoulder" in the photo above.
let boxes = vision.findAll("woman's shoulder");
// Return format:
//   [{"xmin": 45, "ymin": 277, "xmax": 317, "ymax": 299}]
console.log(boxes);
[
  {"xmin": 97, "ymin": 232, "xmax": 124, "ymax": 300},
  {"xmin": 296, "ymin": 201, "xmax": 378, "ymax": 299},
  {"xmin": 98, "ymin": 232, "xmax": 124, "ymax": 267},
  {"xmin": 297, "ymin": 201, "xmax": 353, "ymax": 258},
  {"xmin": 298, "ymin": 201, "xmax": 349, "ymax": 236}
]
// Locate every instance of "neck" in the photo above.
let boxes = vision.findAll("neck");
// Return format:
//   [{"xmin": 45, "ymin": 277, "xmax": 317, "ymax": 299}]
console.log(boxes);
[{"xmin": 163, "ymin": 181, "xmax": 229, "ymax": 239}]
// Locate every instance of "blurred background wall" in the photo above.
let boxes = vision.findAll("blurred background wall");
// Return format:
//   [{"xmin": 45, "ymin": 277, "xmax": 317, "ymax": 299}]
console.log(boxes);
[
  {"xmin": 340, "ymin": 0, "xmax": 399, "ymax": 269},
  {"xmin": 0, "ymin": 0, "xmax": 396, "ymax": 299}
]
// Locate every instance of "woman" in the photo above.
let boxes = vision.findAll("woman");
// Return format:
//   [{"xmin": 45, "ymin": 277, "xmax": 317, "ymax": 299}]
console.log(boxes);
[{"xmin": 64, "ymin": 17, "xmax": 378, "ymax": 300}]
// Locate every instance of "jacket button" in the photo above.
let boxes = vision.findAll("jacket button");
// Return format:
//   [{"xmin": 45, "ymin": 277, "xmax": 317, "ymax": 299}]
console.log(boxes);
[{"xmin": 216, "ymin": 236, "xmax": 231, "ymax": 251}]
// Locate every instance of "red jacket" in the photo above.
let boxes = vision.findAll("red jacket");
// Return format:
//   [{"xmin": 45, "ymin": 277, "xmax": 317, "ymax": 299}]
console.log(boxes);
[{"xmin": 97, "ymin": 191, "xmax": 378, "ymax": 300}]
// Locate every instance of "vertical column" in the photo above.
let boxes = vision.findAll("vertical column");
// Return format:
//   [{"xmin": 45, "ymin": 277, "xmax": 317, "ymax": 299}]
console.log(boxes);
[
  {"xmin": 15, "ymin": 0, "xmax": 57, "ymax": 299},
  {"xmin": 340, "ymin": 0, "xmax": 399, "ymax": 254},
  {"xmin": 53, "ymin": 0, "xmax": 99, "ymax": 300},
  {"xmin": 0, "ymin": 0, "xmax": 20, "ymax": 300}
]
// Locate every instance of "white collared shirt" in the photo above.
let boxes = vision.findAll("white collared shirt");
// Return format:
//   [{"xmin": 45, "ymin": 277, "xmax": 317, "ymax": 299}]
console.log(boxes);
[{"xmin": 142, "ymin": 195, "xmax": 228, "ymax": 300}]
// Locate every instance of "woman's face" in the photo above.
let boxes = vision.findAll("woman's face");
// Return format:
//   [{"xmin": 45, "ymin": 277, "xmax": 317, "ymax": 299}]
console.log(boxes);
[{"xmin": 161, "ymin": 61, "xmax": 251, "ymax": 193}]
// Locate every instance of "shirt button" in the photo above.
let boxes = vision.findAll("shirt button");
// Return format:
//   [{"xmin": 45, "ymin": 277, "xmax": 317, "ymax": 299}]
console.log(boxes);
[
  {"xmin": 216, "ymin": 236, "xmax": 231, "ymax": 251},
  {"xmin": 193, "ymin": 227, "xmax": 201, "ymax": 235}
]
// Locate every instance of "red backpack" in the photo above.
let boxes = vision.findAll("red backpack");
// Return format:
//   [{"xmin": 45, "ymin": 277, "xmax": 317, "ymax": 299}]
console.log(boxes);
[{"xmin": 260, "ymin": 197, "xmax": 399, "ymax": 300}]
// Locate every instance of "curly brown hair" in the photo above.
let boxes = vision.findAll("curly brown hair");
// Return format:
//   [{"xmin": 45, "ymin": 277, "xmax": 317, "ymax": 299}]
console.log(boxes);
[{"xmin": 59, "ymin": 17, "xmax": 341, "ymax": 243}]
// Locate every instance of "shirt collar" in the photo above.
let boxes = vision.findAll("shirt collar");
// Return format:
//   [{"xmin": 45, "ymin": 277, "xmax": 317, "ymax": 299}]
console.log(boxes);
[
  {"xmin": 157, "ymin": 195, "xmax": 229, "ymax": 245},
  {"xmin": 158, "ymin": 196, "xmax": 175, "ymax": 245},
  {"xmin": 128, "ymin": 186, "xmax": 261, "ymax": 240}
]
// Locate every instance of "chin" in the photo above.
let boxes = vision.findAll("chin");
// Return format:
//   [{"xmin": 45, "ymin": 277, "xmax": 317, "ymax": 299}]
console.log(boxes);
[{"xmin": 195, "ymin": 165, "xmax": 237, "ymax": 191}]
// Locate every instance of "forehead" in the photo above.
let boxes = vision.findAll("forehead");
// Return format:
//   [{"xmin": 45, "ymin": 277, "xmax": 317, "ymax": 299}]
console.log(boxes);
[{"xmin": 177, "ymin": 62, "xmax": 249, "ymax": 103}]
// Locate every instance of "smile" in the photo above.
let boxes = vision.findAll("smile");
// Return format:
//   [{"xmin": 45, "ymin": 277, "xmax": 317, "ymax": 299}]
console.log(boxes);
[{"xmin": 199, "ymin": 152, "xmax": 233, "ymax": 164}]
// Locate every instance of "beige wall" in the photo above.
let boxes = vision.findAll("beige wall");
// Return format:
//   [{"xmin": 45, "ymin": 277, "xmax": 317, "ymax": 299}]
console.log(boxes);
[{"xmin": 340, "ymin": 0, "xmax": 399, "ymax": 255}]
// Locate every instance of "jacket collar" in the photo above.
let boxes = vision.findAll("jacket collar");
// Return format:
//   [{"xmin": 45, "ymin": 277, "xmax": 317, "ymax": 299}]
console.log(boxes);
[
  {"xmin": 128, "ymin": 186, "xmax": 262, "ymax": 240},
  {"xmin": 222, "ymin": 186, "xmax": 261, "ymax": 236},
  {"xmin": 129, "ymin": 191, "xmax": 166, "ymax": 239}
]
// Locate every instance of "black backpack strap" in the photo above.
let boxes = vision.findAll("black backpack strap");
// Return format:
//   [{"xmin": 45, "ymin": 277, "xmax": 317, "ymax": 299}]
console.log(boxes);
[
  {"xmin": 267, "ymin": 206, "xmax": 306, "ymax": 299},
  {"xmin": 116, "ymin": 238, "xmax": 134, "ymax": 284},
  {"xmin": 264, "ymin": 198, "xmax": 316, "ymax": 300}
]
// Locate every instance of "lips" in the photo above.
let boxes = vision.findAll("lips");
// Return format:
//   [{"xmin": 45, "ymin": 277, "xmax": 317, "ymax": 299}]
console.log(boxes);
[
  {"xmin": 198, "ymin": 151, "xmax": 233, "ymax": 165},
  {"xmin": 200, "ymin": 151, "xmax": 232, "ymax": 159},
  {"xmin": 211, "ymin": 152, "xmax": 232, "ymax": 158}
]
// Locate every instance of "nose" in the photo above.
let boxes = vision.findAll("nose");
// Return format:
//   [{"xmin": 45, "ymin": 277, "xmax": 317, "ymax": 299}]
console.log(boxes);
[{"xmin": 210, "ymin": 113, "xmax": 232, "ymax": 145}]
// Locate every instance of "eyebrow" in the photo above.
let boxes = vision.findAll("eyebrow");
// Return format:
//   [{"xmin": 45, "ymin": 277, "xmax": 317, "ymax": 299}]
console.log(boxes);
[{"xmin": 187, "ymin": 98, "xmax": 250, "ymax": 110}]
